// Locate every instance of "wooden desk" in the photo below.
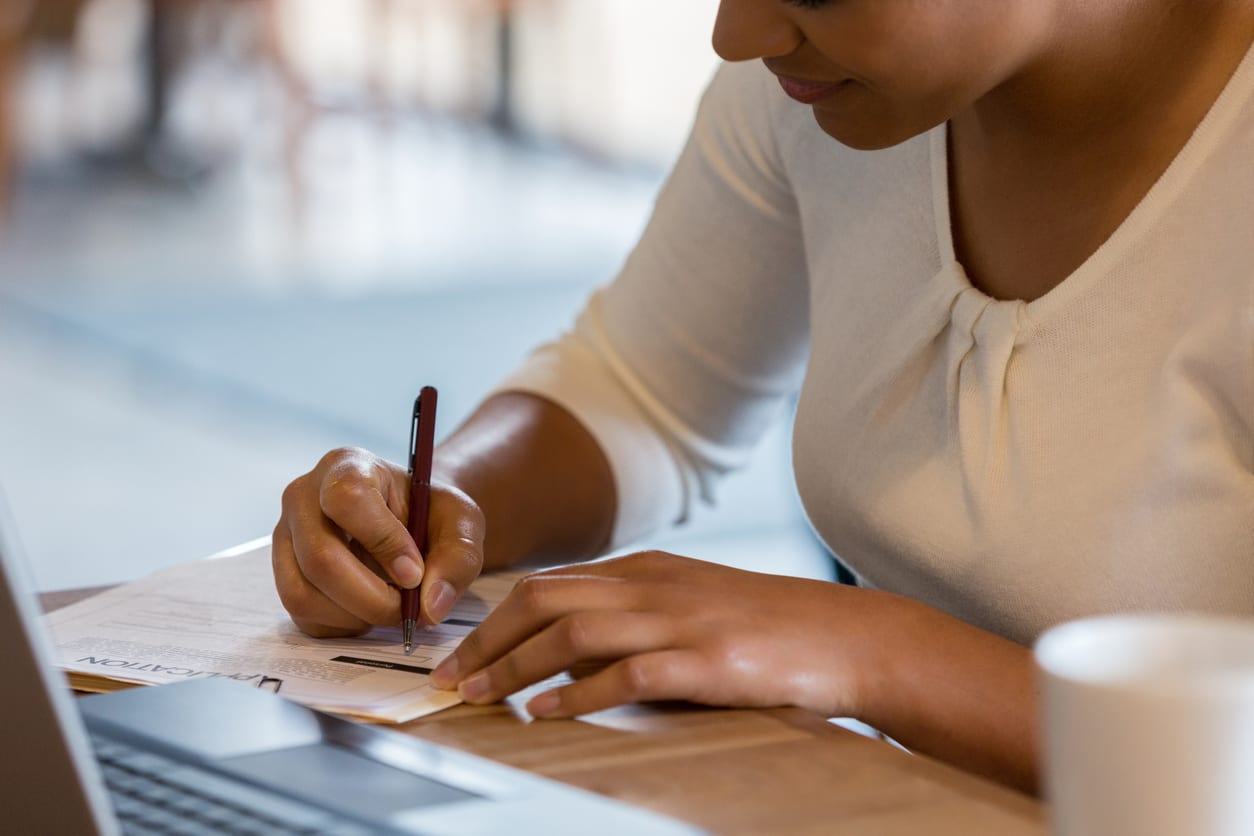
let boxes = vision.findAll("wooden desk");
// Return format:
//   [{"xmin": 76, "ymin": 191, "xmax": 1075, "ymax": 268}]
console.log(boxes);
[{"xmin": 43, "ymin": 587, "xmax": 1046, "ymax": 835}]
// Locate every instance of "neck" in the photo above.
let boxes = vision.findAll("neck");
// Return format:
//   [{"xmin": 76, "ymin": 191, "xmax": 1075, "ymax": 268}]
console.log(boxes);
[{"xmin": 956, "ymin": 0, "xmax": 1254, "ymax": 160}]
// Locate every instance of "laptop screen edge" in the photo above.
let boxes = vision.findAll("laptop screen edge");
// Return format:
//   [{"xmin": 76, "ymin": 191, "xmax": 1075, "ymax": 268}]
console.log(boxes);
[{"xmin": 0, "ymin": 486, "xmax": 120, "ymax": 836}]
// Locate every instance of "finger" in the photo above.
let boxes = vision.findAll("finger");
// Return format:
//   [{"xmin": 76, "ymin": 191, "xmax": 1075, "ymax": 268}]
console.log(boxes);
[
  {"xmin": 537, "ymin": 555, "xmax": 650, "ymax": 578},
  {"xmin": 453, "ymin": 611, "xmax": 676, "ymax": 704},
  {"xmin": 418, "ymin": 488, "xmax": 485, "ymax": 626},
  {"xmin": 524, "ymin": 649, "xmax": 708, "ymax": 719},
  {"xmin": 431, "ymin": 573, "xmax": 641, "ymax": 687},
  {"xmin": 319, "ymin": 457, "xmax": 423, "ymax": 588},
  {"xmin": 290, "ymin": 495, "xmax": 402, "ymax": 626},
  {"xmin": 540, "ymin": 550, "xmax": 689, "ymax": 580},
  {"xmin": 271, "ymin": 521, "xmax": 371, "ymax": 635}
]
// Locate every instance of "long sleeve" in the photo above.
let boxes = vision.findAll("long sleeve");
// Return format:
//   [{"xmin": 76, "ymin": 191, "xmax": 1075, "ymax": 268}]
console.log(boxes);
[{"xmin": 492, "ymin": 61, "xmax": 812, "ymax": 549}]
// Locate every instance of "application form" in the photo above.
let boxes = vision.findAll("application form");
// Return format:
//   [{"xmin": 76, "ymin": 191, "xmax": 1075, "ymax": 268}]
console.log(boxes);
[{"xmin": 47, "ymin": 543, "xmax": 521, "ymax": 723}]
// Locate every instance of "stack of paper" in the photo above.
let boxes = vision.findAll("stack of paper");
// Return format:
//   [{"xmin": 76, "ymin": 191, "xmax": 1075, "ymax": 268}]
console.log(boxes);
[{"xmin": 47, "ymin": 544, "xmax": 520, "ymax": 724}]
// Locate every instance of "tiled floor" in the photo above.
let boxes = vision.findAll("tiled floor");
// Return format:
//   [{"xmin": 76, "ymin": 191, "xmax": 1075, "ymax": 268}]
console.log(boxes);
[{"xmin": 0, "ymin": 110, "xmax": 828, "ymax": 592}]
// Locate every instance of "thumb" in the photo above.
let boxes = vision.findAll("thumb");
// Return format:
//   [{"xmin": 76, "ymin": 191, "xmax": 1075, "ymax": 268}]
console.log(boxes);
[{"xmin": 419, "ymin": 485, "xmax": 486, "ymax": 625}]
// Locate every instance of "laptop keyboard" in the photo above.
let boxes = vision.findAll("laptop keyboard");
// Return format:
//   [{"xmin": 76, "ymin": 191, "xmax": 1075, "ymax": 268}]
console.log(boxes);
[{"xmin": 91, "ymin": 734, "xmax": 379, "ymax": 836}]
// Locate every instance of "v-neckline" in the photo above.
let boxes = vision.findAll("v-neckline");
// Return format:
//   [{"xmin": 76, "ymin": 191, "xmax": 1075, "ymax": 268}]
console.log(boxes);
[{"xmin": 929, "ymin": 36, "xmax": 1254, "ymax": 328}]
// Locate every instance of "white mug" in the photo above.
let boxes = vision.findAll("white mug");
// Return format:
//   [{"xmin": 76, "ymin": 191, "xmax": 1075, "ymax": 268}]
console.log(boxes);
[{"xmin": 1035, "ymin": 614, "xmax": 1254, "ymax": 836}]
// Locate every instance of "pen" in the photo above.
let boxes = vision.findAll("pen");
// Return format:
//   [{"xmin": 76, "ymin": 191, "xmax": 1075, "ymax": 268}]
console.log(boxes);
[{"xmin": 402, "ymin": 386, "xmax": 438, "ymax": 656}]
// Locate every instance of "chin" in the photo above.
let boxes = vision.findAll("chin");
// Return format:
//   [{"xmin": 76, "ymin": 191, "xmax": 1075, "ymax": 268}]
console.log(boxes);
[{"xmin": 811, "ymin": 108, "xmax": 929, "ymax": 152}]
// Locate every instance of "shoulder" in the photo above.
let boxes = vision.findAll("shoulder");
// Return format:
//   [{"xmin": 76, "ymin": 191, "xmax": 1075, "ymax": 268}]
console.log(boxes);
[
  {"xmin": 692, "ymin": 60, "xmax": 795, "ymax": 155},
  {"xmin": 702, "ymin": 59, "xmax": 785, "ymax": 116},
  {"xmin": 695, "ymin": 61, "xmax": 930, "ymax": 190},
  {"xmin": 698, "ymin": 60, "xmax": 839, "ymax": 152}
]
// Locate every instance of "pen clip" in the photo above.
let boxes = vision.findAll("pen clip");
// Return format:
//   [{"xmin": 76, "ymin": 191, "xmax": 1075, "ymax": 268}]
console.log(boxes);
[{"xmin": 408, "ymin": 396, "xmax": 422, "ymax": 476}]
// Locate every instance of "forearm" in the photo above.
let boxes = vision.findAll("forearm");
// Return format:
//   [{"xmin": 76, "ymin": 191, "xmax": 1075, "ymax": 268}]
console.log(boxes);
[
  {"xmin": 852, "ymin": 592, "xmax": 1041, "ymax": 795},
  {"xmin": 433, "ymin": 391, "xmax": 616, "ymax": 571}
]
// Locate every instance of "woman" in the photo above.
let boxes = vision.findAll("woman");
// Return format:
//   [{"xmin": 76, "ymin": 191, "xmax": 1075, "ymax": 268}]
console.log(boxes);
[{"xmin": 272, "ymin": 0, "xmax": 1254, "ymax": 793}]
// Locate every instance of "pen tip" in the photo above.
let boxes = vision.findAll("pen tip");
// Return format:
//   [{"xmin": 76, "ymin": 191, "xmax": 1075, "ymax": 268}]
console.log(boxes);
[{"xmin": 403, "ymin": 643, "xmax": 413, "ymax": 656}]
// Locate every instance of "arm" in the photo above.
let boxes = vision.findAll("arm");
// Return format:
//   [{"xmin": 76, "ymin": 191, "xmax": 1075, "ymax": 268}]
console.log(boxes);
[
  {"xmin": 860, "ymin": 591, "xmax": 1040, "ymax": 794},
  {"xmin": 272, "ymin": 62, "xmax": 807, "ymax": 637},
  {"xmin": 433, "ymin": 391, "xmax": 616, "ymax": 571},
  {"xmin": 430, "ymin": 553, "xmax": 1041, "ymax": 794},
  {"xmin": 279, "ymin": 56, "xmax": 825, "ymax": 673},
  {"xmin": 272, "ymin": 390, "xmax": 616, "ymax": 636}
]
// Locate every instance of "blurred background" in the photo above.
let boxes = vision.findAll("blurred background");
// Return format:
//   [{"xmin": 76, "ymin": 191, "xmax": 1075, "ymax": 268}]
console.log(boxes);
[{"xmin": 0, "ymin": 0, "xmax": 829, "ymax": 592}]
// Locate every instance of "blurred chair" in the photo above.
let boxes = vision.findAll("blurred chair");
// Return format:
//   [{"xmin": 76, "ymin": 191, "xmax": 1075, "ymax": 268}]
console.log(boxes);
[{"xmin": 101, "ymin": 0, "xmax": 282, "ymax": 180}]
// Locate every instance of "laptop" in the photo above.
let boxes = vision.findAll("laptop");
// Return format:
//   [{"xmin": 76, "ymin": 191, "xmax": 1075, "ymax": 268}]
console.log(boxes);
[{"xmin": 0, "ymin": 495, "xmax": 702, "ymax": 836}]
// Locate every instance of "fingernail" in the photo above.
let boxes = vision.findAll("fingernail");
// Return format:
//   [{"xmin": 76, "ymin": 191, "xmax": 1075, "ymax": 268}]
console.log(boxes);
[
  {"xmin": 458, "ymin": 671, "xmax": 490, "ymax": 703},
  {"xmin": 431, "ymin": 655, "xmax": 458, "ymax": 688},
  {"xmin": 425, "ymin": 580, "xmax": 456, "ymax": 624},
  {"xmin": 527, "ymin": 691, "xmax": 561, "ymax": 718},
  {"xmin": 391, "ymin": 555, "xmax": 421, "ymax": 588}
]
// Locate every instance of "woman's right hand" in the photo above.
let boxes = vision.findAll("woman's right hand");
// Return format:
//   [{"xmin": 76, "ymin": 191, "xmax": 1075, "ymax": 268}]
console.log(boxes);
[{"xmin": 272, "ymin": 447, "xmax": 485, "ymax": 638}]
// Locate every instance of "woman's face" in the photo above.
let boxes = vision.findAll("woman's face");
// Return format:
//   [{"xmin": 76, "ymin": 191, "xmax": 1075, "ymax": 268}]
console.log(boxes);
[{"xmin": 712, "ymin": 0, "xmax": 1055, "ymax": 149}]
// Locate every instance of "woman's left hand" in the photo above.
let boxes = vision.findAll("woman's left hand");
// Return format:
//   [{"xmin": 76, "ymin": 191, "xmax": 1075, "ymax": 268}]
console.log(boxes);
[{"xmin": 429, "ymin": 551, "xmax": 881, "ymax": 719}]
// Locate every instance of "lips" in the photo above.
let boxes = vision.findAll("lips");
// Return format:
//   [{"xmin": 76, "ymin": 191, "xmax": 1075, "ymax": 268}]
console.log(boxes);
[{"xmin": 776, "ymin": 75, "xmax": 849, "ymax": 105}]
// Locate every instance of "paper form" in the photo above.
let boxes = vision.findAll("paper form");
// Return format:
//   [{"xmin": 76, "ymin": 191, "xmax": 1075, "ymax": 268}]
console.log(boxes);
[{"xmin": 47, "ymin": 544, "xmax": 522, "ymax": 724}]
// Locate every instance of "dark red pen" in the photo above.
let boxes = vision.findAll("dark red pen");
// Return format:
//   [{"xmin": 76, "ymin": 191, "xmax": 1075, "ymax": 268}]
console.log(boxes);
[{"xmin": 402, "ymin": 386, "xmax": 438, "ymax": 655}]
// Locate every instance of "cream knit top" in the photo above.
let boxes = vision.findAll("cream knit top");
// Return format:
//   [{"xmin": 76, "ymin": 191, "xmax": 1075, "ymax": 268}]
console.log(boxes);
[{"xmin": 495, "ymin": 54, "xmax": 1254, "ymax": 645}]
